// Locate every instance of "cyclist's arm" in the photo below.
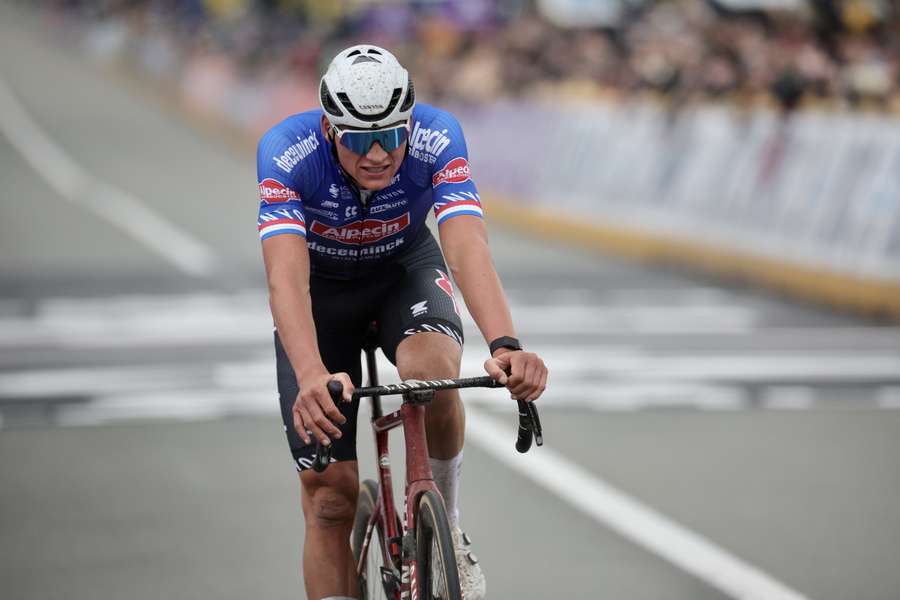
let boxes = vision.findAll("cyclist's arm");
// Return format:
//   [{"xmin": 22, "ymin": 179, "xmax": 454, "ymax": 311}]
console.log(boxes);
[
  {"xmin": 439, "ymin": 215, "xmax": 547, "ymax": 401},
  {"xmin": 262, "ymin": 235, "xmax": 326, "ymax": 383},
  {"xmin": 262, "ymin": 236, "xmax": 350, "ymax": 443},
  {"xmin": 438, "ymin": 215, "xmax": 516, "ymax": 348}
]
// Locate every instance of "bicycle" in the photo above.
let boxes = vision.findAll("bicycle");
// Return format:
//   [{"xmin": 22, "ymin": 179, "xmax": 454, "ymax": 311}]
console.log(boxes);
[{"xmin": 311, "ymin": 325, "xmax": 543, "ymax": 600}]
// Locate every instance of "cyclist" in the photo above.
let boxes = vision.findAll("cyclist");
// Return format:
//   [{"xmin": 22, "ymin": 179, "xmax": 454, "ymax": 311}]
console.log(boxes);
[{"xmin": 257, "ymin": 44, "xmax": 548, "ymax": 600}]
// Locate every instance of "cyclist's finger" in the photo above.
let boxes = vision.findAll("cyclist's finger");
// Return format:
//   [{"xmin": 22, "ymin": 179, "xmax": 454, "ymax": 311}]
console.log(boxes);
[
  {"xmin": 302, "ymin": 407, "xmax": 332, "ymax": 446},
  {"xmin": 483, "ymin": 357, "xmax": 508, "ymax": 385},
  {"xmin": 294, "ymin": 406, "xmax": 313, "ymax": 445},
  {"xmin": 293, "ymin": 408, "xmax": 308, "ymax": 444},
  {"xmin": 319, "ymin": 388, "xmax": 347, "ymax": 425},
  {"xmin": 308, "ymin": 399, "xmax": 342, "ymax": 440},
  {"xmin": 508, "ymin": 357, "xmax": 530, "ymax": 396},
  {"xmin": 521, "ymin": 359, "xmax": 537, "ymax": 390},
  {"xmin": 525, "ymin": 368, "xmax": 548, "ymax": 403},
  {"xmin": 527, "ymin": 359, "xmax": 545, "ymax": 389},
  {"xmin": 333, "ymin": 372, "xmax": 355, "ymax": 403},
  {"xmin": 506, "ymin": 360, "xmax": 523, "ymax": 388}
]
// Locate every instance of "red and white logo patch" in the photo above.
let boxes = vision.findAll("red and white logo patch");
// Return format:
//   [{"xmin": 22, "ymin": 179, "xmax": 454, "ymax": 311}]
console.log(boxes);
[
  {"xmin": 432, "ymin": 157, "xmax": 471, "ymax": 187},
  {"xmin": 435, "ymin": 269, "xmax": 461, "ymax": 316},
  {"xmin": 258, "ymin": 178, "xmax": 299, "ymax": 203},
  {"xmin": 309, "ymin": 213, "xmax": 410, "ymax": 245}
]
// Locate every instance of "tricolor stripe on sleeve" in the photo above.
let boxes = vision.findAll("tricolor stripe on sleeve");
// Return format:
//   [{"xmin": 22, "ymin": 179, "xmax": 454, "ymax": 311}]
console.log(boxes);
[
  {"xmin": 434, "ymin": 192, "xmax": 483, "ymax": 225},
  {"xmin": 258, "ymin": 206, "xmax": 307, "ymax": 240}
]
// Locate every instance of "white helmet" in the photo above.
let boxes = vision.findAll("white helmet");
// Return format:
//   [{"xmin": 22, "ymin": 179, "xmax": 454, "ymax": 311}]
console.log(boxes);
[{"xmin": 319, "ymin": 44, "xmax": 415, "ymax": 130}]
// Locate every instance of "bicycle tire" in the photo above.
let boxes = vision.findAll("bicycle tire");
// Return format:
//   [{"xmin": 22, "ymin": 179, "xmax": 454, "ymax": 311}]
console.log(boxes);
[
  {"xmin": 415, "ymin": 490, "xmax": 462, "ymax": 600},
  {"xmin": 352, "ymin": 479, "xmax": 393, "ymax": 600}
]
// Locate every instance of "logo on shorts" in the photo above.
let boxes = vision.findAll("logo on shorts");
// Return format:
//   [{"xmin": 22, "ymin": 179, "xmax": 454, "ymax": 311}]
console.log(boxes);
[
  {"xmin": 434, "ymin": 269, "xmax": 460, "ymax": 316},
  {"xmin": 258, "ymin": 178, "xmax": 299, "ymax": 203},
  {"xmin": 410, "ymin": 301, "xmax": 428, "ymax": 317},
  {"xmin": 432, "ymin": 157, "xmax": 470, "ymax": 187}
]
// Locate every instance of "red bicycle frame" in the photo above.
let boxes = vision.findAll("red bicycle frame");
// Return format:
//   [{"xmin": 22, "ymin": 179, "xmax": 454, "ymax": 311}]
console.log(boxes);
[
  {"xmin": 355, "ymin": 342, "xmax": 440, "ymax": 598},
  {"xmin": 316, "ymin": 331, "xmax": 541, "ymax": 598}
]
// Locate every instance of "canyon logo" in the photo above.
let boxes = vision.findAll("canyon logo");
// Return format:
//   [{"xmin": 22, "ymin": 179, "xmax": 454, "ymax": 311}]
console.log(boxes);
[
  {"xmin": 309, "ymin": 213, "xmax": 410, "ymax": 244},
  {"xmin": 258, "ymin": 178, "xmax": 299, "ymax": 203}
]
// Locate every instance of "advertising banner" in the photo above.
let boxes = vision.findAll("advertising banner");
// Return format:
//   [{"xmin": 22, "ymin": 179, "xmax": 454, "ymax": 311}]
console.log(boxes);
[{"xmin": 458, "ymin": 102, "xmax": 900, "ymax": 283}]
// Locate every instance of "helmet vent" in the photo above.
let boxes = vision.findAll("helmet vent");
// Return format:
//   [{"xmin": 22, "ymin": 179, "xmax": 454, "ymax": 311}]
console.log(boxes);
[
  {"xmin": 320, "ymin": 80, "xmax": 344, "ymax": 117},
  {"xmin": 400, "ymin": 78, "xmax": 415, "ymax": 112},
  {"xmin": 347, "ymin": 49, "xmax": 362, "ymax": 57},
  {"xmin": 352, "ymin": 55, "xmax": 381, "ymax": 65}
]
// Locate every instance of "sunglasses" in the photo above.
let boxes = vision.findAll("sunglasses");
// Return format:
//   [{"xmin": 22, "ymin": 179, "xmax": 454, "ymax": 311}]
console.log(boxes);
[{"xmin": 331, "ymin": 123, "xmax": 410, "ymax": 154}]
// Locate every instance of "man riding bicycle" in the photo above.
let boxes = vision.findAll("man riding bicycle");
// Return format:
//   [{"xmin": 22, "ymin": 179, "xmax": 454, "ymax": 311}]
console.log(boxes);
[{"xmin": 257, "ymin": 44, "xmax": 548, "ymax": 600}]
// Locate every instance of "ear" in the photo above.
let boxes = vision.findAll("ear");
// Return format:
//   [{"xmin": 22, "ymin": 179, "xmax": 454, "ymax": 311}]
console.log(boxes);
[{"xmin": 320, "ymin": 115, "xmax": 332, "ymax": 142}]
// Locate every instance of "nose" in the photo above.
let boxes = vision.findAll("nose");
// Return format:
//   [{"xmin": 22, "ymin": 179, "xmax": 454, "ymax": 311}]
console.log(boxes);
[{"xmin": 365, "ymin": 141, "xmax": 388, "ymax": 161}]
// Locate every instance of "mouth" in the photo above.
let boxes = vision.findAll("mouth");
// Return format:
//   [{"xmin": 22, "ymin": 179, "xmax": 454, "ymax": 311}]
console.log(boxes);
[{"xmin": 360, "ymin": 165, "xmax": 390, "ymax": 176}]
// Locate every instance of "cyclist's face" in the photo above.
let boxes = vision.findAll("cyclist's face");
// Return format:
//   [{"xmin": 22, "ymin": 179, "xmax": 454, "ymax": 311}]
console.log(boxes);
[{"xmin": 324, "ymin": 118, "xmax": 405, "ymax": 191}]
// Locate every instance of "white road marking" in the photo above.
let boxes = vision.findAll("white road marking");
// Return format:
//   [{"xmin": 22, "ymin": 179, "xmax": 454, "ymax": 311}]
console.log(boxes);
[
  {"xmin": 464, "ymin": 406, "xmax": 811, "ymax": 600},
  {"xmin": 0, "ymin": 299, "xmax": 763, "ymax": 347},
  {"xmin": 52, "ymin": 390, "xmax": 274, "ymax": 427},
  {"xmin": 465, "ymin": 382, "xmax": 748, "ymax": 411},
  {"xmin": 2, "ymin": 348, "xmax": 900, "ymax": 402},
  {"xmin": 0, "ymin": 77, "xmax": 217, "ymax": 277},
  {"xmin": 1, "ymin": 293, "xmax": 899, "ymax": 360},
  {"xmin": 461, "ymin": 298, "xmax": 758, "ymax": 333},
  {"xmin": 4, "ymin": 358, "xmax": 900, "ymax": 418},
  {"xmin": 0, "ymin": 365, "xmax": 209, "ymax": 399}
]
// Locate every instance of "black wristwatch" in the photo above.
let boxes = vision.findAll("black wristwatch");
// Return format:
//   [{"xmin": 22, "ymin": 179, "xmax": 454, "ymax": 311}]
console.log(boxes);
[{"xmin": 489, "ymin": 336, "xmax": 523, "ymax": 356}]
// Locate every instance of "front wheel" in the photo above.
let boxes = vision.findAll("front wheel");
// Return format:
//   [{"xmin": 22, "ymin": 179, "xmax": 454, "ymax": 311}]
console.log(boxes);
[
  {"xmin": 353, "ymin": 479, "xmax": 393, "ymax": 599},
  {"xmin": 415, "ymin": 490, "xmax": 461, "ymax": 600}
]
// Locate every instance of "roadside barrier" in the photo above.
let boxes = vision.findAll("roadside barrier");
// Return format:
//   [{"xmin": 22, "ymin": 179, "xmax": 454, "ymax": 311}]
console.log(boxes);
[{"xmin": 459, "ymin": 103, "xmax": 900, "ymax": 318}]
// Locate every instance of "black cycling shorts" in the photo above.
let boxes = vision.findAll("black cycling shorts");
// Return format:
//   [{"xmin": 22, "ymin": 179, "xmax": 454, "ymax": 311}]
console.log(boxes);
[{"xmin": 274, "ymin": 229, "xmax": 464, "ymax": 472}]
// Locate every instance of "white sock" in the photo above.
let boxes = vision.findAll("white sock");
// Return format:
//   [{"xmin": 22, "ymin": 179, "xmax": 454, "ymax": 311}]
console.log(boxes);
[{"xmin": 430, "ymin": 450, "xmax": 463, "ymax": 528}]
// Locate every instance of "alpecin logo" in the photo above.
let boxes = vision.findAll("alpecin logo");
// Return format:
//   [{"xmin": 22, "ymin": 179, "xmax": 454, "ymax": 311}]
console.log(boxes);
[
  {"xmin": 258, "ymin": 178, "xmax": 299, "ymax": 203},
  {"xmin": 310, "ymin": 213, "xmax": 410, "ymax": 245},
  {"xmin": 432, "ymin": 157, "xmax": 471, "ymax": 187}
]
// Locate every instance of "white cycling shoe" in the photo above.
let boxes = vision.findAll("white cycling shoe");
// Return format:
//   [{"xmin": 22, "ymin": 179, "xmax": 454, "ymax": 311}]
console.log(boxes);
[{"xmin": 452, "ymin": 527, "xmax": 486, "ymax": 599}]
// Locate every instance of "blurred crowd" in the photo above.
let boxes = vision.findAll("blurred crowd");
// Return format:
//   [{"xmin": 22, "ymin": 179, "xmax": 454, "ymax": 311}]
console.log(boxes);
[{"xmin": 34, "ymin": 0, "xmax": 900, "ymax": 116}]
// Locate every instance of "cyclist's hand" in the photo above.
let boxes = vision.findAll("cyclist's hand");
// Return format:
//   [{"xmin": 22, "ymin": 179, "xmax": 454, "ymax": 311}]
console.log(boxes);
[
  {"xmin": 293, "ymin": 372, "xmax": 354, "ymax": 446},
  {"xmin": 484, "ymin": 350, "xmax": 547, "ymax": 402}
]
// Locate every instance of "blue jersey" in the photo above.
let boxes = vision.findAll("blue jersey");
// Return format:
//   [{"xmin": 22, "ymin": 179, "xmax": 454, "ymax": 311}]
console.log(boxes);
[{"xmin": 256, "ymin": 103, "xmax": 483, "ymax": 279}]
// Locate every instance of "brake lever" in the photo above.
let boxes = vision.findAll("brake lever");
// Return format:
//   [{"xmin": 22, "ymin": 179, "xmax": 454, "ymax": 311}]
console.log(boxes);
[
  {"xmin": 312, "ymin": 380, "xmax": 344, "ymax": 473},
  {"xmin": 515, "ymin": 399, "xmax": 543, "ymax": 453}
]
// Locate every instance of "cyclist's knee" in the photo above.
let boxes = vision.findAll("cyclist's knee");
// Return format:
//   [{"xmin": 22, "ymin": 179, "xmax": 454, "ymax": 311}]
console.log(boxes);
[
  {"xmin": 300, "ymin": 465, "xmax": 358, "ymax": 529},
  {"xmin": 396, "ymin": 332, "xmax": 461, "ymax": 381}
]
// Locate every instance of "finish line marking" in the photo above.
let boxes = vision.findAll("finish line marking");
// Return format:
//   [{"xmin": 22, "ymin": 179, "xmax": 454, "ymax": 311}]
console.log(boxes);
[
  {"xmin": 0, "ymin": 77, "xmax": 217, "ymax": 277},
  {"xmin": 465, "ymin": 406, "xmax": 811, "ymax": 600}
]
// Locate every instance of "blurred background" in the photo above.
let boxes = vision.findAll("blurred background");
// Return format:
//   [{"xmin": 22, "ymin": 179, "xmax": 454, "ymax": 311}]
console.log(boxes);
[{"xmin": 1, "ymin": 1, "xmax": 899, "ymax": 599}]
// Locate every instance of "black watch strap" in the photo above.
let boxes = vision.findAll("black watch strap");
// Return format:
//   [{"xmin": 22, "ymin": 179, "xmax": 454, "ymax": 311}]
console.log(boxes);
[{"xmin": 489, "ymin": 336, "xmax": 523, "ymax": 356}]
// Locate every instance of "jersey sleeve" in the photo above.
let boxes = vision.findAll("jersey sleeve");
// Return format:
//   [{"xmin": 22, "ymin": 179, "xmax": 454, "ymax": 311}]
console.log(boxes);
[
  {"xmin": 256, "ymin": 129, "xmax": 307, "ymax": 240},
  {"xmin": 429, "ymin": 112, "xmax": 484, "ymax": 226}
]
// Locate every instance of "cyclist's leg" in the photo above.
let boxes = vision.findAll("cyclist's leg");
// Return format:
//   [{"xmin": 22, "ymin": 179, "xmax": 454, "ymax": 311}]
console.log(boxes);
[
  {"xmin": 300, "ymin": 462, "xmax": 360, "ymax": 600},
  {"xmin": 395, "ymin": 332, "xmax": 464, "ymax": 458},
  {"xmin": 377, "ymin": 263, "xmax": 466, "ymax": 509},
  {"xmin": 274, "ymin": 274, "xmax": 372, "ymax": 599},
  {"xmin": 378, "ymin": 264, "xmax": 486, "ymax": 598}
]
